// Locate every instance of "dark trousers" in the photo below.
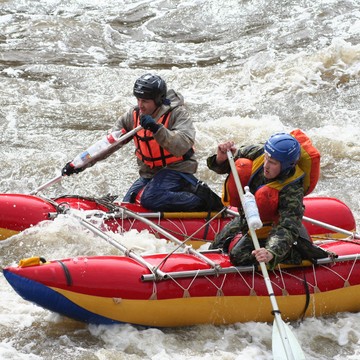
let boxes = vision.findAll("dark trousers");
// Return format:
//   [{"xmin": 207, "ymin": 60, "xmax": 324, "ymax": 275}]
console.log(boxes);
[{"xmin": 123, "ymin": 169, "xmax": 205, "ymax": 212}]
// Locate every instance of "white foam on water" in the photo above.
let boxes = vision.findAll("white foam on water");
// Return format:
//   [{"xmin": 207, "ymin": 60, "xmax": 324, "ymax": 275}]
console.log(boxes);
[{"xmin": 1, "ymin": 0, "xmax": 360, "ymax": 359}]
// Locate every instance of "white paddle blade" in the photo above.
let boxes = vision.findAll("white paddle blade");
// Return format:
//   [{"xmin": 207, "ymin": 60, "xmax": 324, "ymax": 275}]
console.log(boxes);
[{"xmin": 272, "ymin": 319, "xmax": 306, "ymax": 360}]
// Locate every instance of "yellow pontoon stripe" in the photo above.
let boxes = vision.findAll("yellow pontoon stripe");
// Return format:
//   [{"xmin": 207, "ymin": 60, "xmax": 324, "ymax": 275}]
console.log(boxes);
[
  {"xmin": 0, "ymin": 228, "xmax": 19, "ymax": 240},
  {"xmin": 311, "ymin": 230, "xmax": 357, "ymax": 240},
  {"xmin": 51, "ymin": 285, "xmax": 360, "ymax": 327}
]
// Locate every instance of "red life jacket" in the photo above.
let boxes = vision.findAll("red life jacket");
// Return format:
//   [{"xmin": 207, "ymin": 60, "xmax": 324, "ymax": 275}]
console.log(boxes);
[{"xmin": 133, "ymin": 109, "xmax": 188, "ymax": 168}]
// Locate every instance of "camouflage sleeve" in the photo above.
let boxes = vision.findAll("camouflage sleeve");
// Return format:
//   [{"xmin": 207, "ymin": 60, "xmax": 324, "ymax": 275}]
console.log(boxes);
[
  {"xmin": 206, "ymin": 154, "xmax": 230, "ymax": 174},
  {"xmin": 265, "ymin": 180, "xmax": 304, "ymax": 267},
  {"xmin": 237, "ymin": 144, "xmax": 264, "ymax": 160}
]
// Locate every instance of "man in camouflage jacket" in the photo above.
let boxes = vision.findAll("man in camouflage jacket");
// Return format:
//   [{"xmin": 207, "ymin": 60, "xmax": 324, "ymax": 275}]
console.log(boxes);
[{"xmin": 207, "ymin": 137, "xmax": 305, "ymax": 270}]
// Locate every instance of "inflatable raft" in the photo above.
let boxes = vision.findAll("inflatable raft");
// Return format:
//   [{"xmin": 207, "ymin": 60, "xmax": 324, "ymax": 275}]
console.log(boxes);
[
  {"xmin": 3, "ymin": 238, "xmax": 360, "ymax": 327},
  {"xmin": 0, "ymin": 194, "xmax": 357, "ymax": 247}
]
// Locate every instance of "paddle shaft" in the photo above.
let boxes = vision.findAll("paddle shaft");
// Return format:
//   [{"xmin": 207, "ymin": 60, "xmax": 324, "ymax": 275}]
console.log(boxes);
[
  {"xmin": 226, "ymin": 150, "xmax": 299, "ymax": 360},
  {"xmin": 30, "ymin": 125, "xmax": 142, "ymax": 195},
  {"xmin": 30, "ymin": 175, "xmax": 62, "ymax": 195}
]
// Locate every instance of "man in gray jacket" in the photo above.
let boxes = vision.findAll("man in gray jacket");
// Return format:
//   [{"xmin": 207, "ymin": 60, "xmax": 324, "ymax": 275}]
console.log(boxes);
[{"xmin": 63, "ymin": 73, "xmax": 221, "ymax": 212}]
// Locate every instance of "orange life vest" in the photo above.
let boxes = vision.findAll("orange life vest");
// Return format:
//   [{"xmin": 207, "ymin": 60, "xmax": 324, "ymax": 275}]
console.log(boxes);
[
  {"xmin": 133, "ymin": 110, "xmax": 187, "ymax": 168},
  {"xmin": 223, "ymin": 128, "xmax": 320, "ymax": 221},
  {"xmin": 290, "ymin": 128, "xmax": 320, "ymax": 195}
]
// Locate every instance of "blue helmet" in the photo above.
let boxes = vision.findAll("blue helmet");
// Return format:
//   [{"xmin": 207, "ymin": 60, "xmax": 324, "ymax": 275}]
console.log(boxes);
[
  {"xmin": 264, "ymin": 133, "xmax": 301, "ymax": 173},
  {"xmin": 133, "ymin": 73, "xmax": 167, "ymax": 106}
]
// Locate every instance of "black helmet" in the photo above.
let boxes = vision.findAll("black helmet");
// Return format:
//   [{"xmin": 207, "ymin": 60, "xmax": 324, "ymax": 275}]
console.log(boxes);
[{"xmin": 133, "ymin": 73, "xmax": 167, "ymax": 106}]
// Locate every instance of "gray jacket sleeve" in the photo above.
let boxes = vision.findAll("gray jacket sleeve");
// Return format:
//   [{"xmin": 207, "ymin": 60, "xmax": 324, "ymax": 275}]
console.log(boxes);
[{"xmin": 153, "ymin": 105, "xmax": 195, "ymax": 157}]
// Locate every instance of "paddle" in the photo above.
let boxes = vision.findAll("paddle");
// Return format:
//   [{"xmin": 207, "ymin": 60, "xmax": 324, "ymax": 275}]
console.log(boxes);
[
  {"xmin": 30, "ymin": 125, "xmax": 143, "ymax": 195},
  {"xmin": 30, "ymin": 175, "xmax": 63, "ymax": 195},
  {"xmin": 226, "ymin": 150, "xmax": 305, "ymax": 360}
]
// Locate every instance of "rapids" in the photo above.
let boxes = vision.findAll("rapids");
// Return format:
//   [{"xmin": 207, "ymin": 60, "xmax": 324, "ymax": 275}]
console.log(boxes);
[{"xmin": 1, "ymin": 1, "xmax": 360, "ymax": 359}]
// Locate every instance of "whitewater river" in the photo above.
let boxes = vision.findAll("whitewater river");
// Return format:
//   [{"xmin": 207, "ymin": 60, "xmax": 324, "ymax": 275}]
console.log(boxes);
[{"xmin": 1, "ymin": 0, "xmax": 360, "ymax": 359}]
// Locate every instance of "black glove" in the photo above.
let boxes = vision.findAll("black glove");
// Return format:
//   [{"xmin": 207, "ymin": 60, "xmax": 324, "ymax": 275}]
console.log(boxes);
[
  {"xmin": 140, "ymin": 115, "xmax": 160, "ymax": 133},
  {"xmin": 61, "ymin": 162, "xmax": 84, "ymax": 176}
]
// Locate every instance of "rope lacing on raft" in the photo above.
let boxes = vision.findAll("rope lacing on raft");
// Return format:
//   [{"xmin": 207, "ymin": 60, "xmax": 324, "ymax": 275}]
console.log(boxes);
[
  {"xmin": 233, "ymin": 266, "xmax": 256, "ymax": 296},
  {"xmin": 165, "ymin": 270, "xmax": 201, "ymax": 298},
  {"xmin": 204, "ymin": 274, "xmax": 228, "ymax": 297},
  {"xmin": 145, "ymin": 256, "xmax": 360, "ymax": 305},
  {"xmin": 275, "ymin": 266, "xmax": 290, "ymax": 296},
  {"xmin": 319, "ymin": 254, "xmax": 359, "ymax": 288}
]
